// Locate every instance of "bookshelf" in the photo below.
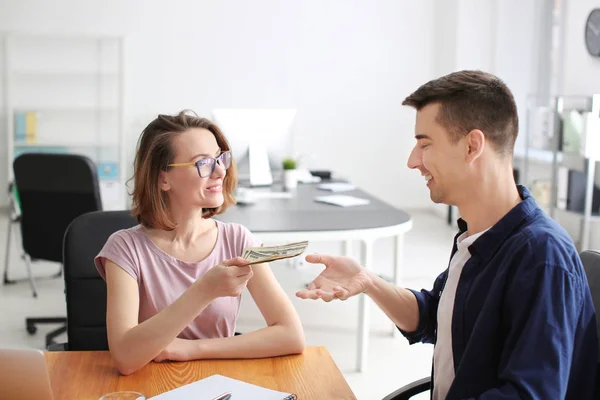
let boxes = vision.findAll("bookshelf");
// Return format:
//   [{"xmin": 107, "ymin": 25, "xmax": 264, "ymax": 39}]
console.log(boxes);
[
  {"xmin": 2, "ymin": 33, "xmax": 126, "ymax": 210},
  {"xmin": 519, "ymin": 94, "xmax": 600, "ymax": 250}
]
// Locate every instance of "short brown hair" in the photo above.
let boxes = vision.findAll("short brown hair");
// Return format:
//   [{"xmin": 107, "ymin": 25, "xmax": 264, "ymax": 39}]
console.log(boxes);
[
  {"xmin": 130, "ymin": 110, "xmax": 238, "ymax": 230},
  {"xmin": 402, "ymin": 70, "xmax": 518, "ymax": 155}
]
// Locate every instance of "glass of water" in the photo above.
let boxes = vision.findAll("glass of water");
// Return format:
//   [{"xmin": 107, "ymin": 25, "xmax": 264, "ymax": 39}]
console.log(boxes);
[{"xmin": 99, "ymin": 391, "xmax": 146, "ymax": 400}]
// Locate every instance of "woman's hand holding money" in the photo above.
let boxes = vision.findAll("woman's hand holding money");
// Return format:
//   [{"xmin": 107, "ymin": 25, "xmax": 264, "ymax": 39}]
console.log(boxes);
[{"xmin": 197, "ymin": 257, "xmax": 253, "ymax": 299}]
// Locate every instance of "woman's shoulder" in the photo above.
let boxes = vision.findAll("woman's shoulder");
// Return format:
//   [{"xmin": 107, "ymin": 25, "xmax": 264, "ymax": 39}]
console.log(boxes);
[
  {"xmin": 95, "ymin": 225, "xmax": 145, "ymax": 281},
  {"xmin": 106, "ymin": 224, "xmax": 146, "ymax": 246},
  {"xmin": 214, "ymin": 220, "xmax": 262, "ymax": 255},
  {"xmin": 216, "ymin": 220, "xmax": 252, "ymax": 237}
]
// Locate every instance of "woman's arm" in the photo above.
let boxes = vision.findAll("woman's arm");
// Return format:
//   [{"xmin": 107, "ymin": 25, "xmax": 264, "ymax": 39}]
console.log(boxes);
[
  {"xmin": 199, "ymin": 262, "xmax": 305, "ymax": 358},
  {"xmin": 156, "ymin": 262, "xmax": 305, "ymax": 361},
  {"xmin": 105, "ymin": 258, "xmax": 252, "ymax": 375}
]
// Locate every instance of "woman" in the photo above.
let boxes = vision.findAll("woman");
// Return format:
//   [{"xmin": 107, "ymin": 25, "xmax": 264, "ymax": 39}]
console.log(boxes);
[{"xmin": 94, "ymin": 110, "xmax": 305, "ymax": 375}]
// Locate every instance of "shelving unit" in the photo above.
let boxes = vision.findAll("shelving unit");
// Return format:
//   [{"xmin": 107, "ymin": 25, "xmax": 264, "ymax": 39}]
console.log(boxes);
[
  {"xmin": 2, "ymin": 33, "xmax": 126, "ymax": 210},
  {"xmin": 520, "ymin": 94, "xmax": 600, "ymax": 251}
]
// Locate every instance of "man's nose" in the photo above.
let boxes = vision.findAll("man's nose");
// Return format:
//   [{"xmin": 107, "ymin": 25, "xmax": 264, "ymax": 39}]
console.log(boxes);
[{"xmin": 407, "ymin": 146, "xmax": 421, "ymax": 170}]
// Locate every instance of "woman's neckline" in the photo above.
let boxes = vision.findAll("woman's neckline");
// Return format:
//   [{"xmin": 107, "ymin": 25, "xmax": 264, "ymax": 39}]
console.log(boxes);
[{"xmin": 139, "ymin": 219, "xmax": 222, "ymax": 266}]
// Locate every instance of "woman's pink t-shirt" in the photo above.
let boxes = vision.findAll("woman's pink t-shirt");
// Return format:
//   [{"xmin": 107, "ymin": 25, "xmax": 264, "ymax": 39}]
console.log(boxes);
[{"xmin": 94, "ymin": 220, "xmax": 261, "ymax": 340}]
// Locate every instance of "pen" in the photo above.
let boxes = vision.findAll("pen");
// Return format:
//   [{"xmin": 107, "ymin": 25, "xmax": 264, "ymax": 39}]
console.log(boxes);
[{"xmin": 212, "ymin": 392, "xmax": 232, "ymax": 400}]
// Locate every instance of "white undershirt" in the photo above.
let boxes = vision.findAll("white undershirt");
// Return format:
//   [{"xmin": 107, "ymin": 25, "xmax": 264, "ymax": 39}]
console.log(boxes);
[{"xmin": 432, "ymin": 228, "xmax": 489, "ymax": 400}]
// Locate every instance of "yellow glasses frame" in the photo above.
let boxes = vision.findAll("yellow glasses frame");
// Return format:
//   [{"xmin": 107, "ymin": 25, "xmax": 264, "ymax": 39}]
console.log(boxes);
[{"xmin": 167, "ymin": 151, "xmax": 231, "ymax": 178}]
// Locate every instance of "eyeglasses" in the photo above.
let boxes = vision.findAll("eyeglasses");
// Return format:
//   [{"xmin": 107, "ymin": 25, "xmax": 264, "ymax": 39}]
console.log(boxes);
[{"xmin": 167, "ymin": 151, "xmax": 232, "ymax": 178}]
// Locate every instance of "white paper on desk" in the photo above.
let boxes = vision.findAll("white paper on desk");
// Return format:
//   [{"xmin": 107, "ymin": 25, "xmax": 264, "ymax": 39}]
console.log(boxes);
[
  {"xmin": 149, "ymin": 374, "xmax": 296, "ymax": 400},
  {"xmin": 317, "ymin": 182, "xmax": 356, "ymax": 192},
  {"xmin": 314, "ymin": 195, "xmax": 370, "ymax": 207}
]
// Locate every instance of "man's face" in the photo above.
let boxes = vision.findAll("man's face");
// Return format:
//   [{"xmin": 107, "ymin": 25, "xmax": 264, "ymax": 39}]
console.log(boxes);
[{"xmin": 407, "ymin": 103, "xmax": 468, "ymax": 205}]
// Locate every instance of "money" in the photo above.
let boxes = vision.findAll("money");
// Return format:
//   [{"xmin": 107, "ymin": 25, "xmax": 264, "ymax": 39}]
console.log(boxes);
[{"xmin": 241, "ymin": 241, "xmax": 309, "ymax": 265}]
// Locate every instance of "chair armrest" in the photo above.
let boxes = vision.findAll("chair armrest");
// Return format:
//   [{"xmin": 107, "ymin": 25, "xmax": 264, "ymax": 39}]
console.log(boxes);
[
  {"xmin": 47, "ymin": 342, "xmax": 69, "ymax": 351},
  {"xmin": 382, "ymin": 376, "xmax": 431, "ymax": 400}
]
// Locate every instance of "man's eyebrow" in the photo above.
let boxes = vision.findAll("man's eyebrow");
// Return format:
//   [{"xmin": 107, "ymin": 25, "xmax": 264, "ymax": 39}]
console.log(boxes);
[{"xmin": 415, "ymin": 134, "xmax": 431, "ymax": 140}]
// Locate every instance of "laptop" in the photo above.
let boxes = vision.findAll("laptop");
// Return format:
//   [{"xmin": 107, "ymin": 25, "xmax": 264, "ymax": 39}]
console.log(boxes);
[{"xmin": 0, "ymin": 348, "xmax": 54, "ymax": 400}]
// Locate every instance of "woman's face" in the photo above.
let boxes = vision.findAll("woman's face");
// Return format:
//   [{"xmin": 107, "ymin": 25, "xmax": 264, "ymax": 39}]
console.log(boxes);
[{"xmin": 160, "ymin": 128, "xmax": 228, "ymax": 211}]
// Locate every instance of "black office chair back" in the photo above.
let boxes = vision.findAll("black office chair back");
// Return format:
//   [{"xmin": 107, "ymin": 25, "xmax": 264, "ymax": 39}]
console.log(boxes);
[
  {"xmin": 63, "ymin": 210, "xmax": 137, "ymax": 350},
  {"xmin": 13, "ymin": 153, "xmax": 102, "ymax": 262},
  {"xmin": 580, "ymin": 250, "xmax": 600, "ymax": 395}
]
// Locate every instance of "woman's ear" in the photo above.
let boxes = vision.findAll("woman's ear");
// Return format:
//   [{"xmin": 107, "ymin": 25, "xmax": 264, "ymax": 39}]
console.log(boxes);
[
  {"xmin": 465, "ymin": 129, "xmax": 485, "ymax": 163},
  {"xmin": 158, "ymin": 171, "xmax": 171, "ymax": 192}
]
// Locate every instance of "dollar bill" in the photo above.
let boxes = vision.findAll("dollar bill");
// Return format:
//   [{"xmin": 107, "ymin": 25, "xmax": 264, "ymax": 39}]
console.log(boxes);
[{"xmin": 241, "ymin": 241, "xmax": 309, "ymax": 265}]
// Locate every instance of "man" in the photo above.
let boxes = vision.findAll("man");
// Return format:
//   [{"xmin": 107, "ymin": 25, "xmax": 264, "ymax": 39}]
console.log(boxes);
[{"xmin": 296, "ymin": 70, "xmax": 598, "ymax": 399}]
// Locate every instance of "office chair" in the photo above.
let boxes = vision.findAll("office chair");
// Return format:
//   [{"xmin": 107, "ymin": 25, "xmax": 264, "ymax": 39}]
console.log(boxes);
[
  {"xmin": 579, "ymin": 250, "xmax": 600, "ymax": 397},
  {"xmin": 10, "ymin": 153, "xmax": 103, "ymax": 348},
  {"xmin": 382, "ymin": 249, "xmax": 600, "ymax": 399},
  {"xmin": 62, "ymin": 210, "xmax": 136, "ymax": 350},
  {"xmin": 4, "ymin": 181, "xmax": 63, "ymax": 292}
]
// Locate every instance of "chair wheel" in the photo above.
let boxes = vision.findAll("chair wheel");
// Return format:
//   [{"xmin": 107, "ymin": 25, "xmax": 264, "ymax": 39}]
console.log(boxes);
[{"xmin": 27, "ymin": 326, "xmax": 37, "ymax": 335}]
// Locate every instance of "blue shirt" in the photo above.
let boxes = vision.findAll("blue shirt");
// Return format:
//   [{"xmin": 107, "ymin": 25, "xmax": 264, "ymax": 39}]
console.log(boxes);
[{"xmin": 401, "ymin": 185, "xmax": 598, "ymax": 399}]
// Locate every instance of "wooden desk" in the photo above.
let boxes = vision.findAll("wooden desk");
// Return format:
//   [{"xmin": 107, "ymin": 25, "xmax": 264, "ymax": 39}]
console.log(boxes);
[{"xmin": 45, "ymin": 346, "xmax": 356, "ymax": 399}]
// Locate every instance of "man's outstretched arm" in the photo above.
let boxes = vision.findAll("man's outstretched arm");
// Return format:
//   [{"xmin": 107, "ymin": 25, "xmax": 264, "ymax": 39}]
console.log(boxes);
[
  {"xmin": 368, "ymin": 272, "xmax": 447, "ymax": 344},
  {"xmin": 296, "ymin": 253, "xmax": 446, "ymax": 344}
]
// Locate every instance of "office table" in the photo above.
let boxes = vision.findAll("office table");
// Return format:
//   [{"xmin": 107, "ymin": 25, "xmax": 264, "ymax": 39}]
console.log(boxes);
[
  {"xmin": 216, "ymin": 181, "xmax": 413, "ymax": 372},
  {"xmin": 44, "ymin": 346, "xmax": 356, "ymax": 399}
]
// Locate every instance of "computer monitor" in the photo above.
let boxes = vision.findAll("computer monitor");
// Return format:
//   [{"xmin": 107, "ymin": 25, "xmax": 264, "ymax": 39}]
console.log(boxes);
[{"xmin": 212, "ymin": 108, "xmax": 297, "ymax": 186}]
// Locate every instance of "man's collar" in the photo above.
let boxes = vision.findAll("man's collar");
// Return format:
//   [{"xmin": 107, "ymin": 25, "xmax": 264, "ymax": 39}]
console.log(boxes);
[{"xmin": 455, "ymin": 185, "xmax": 539, "ymax": 261}]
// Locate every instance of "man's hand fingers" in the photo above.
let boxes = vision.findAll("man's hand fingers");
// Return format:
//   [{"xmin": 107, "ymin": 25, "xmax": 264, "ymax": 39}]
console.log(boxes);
[
  {"xmin": 297, "ymin": 289, "xmax": 336, "ymax": 302},
  {"xmin": 318, "ymin": 290, "xmax": 337, "ymax": 302},
  {"xmin": 305, "ymin": 253, "xmax": 332, "ymax": 266},
  {"xmin": 296, "ymin": 289, "xmax": 322, "ymax": 300},
  {"xmin": 333, "ymin": 286, "xmax": 351, "ymax": 301}
]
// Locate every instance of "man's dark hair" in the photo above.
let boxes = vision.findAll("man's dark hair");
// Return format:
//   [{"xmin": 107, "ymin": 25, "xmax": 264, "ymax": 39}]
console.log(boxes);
[{"xmin": 402, "ymin": 70, "xmax": 519, "ymax": 156}]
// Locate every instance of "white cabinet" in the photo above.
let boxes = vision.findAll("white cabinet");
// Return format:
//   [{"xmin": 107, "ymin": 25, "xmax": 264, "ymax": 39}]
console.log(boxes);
[
  {"xmin": 520, "ymin": 94, "xmax": 600, "ymax": 251},
  {"xmin": 3, "ymin": 33, "xmax": 126, "ymax": 210}
]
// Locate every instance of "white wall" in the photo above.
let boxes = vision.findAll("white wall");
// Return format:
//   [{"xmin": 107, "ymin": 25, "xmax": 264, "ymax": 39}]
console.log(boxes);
[
  {"xmin": 429, "ymin": 0, "xmax": 541, "ymax": 220},
  {"xmin": 494, "ymin": 0, "xmax": 541, "ymax": 143},
  {"xmin": 561, "ymin": 0, "xmax": 600, "ymax": 95},
  {"xmin": 0, "ymin": 0, "xmax": 436, "ymax": 210},
  {"xmin": 455, "ymin": 0, "xmax": 496, "ymax": 72},
  {"xmin": 452, "ymin": 0, "xmax": 541, "ymax": 160}
]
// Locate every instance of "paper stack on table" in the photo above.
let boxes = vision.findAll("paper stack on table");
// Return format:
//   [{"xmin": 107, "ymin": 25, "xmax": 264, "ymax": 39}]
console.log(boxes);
[
  {"xmin": 149, "ymin": 374, "xmax": 296, "ymax": 399},
  {"xmin": 317, "ymin": 182, "xmax": 356, "ymax": 192},
  {"xmin": 314, "ymin": 195, "xmax": 370, "ymax": 207}
]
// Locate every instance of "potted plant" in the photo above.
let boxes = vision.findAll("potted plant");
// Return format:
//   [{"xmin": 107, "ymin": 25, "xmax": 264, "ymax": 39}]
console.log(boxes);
[{"xmin": 282, "ymin": 157, "xmax": 298, "ymax": 190}]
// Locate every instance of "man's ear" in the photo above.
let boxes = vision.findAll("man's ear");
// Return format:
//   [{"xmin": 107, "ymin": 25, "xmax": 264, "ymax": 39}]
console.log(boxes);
[
  {"xmin": 158, "ymin": 171, "xmax": 170, "ymax": 192},
  {"xmin": 465, "ymin": 129, "xmax": 485, "ymax": 163}
]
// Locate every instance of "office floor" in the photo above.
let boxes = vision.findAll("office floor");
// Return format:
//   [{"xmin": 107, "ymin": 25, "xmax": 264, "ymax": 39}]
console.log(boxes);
[{"xmin": 0, "ymin": 209, "xmax": 456, "ymax": 400}]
